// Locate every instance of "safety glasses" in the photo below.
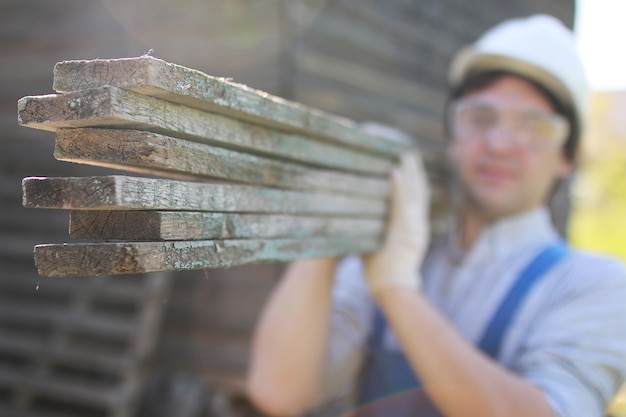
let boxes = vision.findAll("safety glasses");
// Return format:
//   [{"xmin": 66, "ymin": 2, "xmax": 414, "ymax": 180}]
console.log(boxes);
[{"xmin": 449, "ymin": 99, "xmax": 570, "ymax": 150}]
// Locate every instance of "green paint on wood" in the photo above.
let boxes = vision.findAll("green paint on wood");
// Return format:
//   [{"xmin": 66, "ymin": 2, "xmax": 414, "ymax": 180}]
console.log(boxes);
[
  {"xmin": 52, "ymin": 56, "xmax": 414, "ymax": 156},
  {"xmin": 34, "ymin": 237, "xmax": 381, "ymax": 277},
  {"xmin": 22, "ymin": 176, "xmax": 387, "ymax": 217},
  {"xmin": 53, "ymin": 128, "xmax": 390, "ymax": 198},
  {"xmin": 18, "ymin": 87, "xmax": 396, "ymax": 180},
  {"xmin": 69, "ymin": 210, "xmax": 384, "ymax": 241}
]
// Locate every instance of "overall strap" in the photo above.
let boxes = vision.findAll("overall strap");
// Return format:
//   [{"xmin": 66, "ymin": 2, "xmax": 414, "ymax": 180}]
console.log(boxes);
[
  {"xmin": 478, "ymin": 240, "xmax": 569, "ymax": 359},
  {"xmin": 357, "ymin": 241, "xmax": 569, "ymax": 414},
  {"xmin": 368, "ymin": 307, "xmax": 387, "ymax": 349}
]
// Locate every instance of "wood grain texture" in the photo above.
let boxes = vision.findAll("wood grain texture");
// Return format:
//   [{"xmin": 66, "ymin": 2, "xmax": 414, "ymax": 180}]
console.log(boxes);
[
  {"xmin": 18, "ymin": 87, "xmax": 394, "ymax": 178},
  {"xmin": 294, "ymin": 50, "xmax": 446, "ymax": 115},
  {"xmin": 69, "ymin": 210, "xmax": 384, "ymax": 241},
  {"xmin": 34, "ymin": 237, "xmax": 380, "ymax": 277},
  {"xmin": 53, "ymin": 128, "xmax": 389, "ymax": 198},
  {"xmin": 22, "ymin": 176, "xmax": 386, "ymax": 217},
  {"xmin": 51, "ymin": 56, "xmax": 414, "ymax": 156}
]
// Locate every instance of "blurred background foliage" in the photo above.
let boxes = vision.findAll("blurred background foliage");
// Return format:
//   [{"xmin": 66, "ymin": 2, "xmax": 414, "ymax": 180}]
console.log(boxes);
[
  {"xmin": 570, "ymin": 91, "xmax": 626, "ymax": 417},
  {"xmin": 570, "ymin": 91, "xmax": 626, "ymax": 263}
]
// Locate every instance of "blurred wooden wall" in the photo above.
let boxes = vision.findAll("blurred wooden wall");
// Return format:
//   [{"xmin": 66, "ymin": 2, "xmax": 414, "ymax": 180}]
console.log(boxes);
[{"xmin": 0, "ymin": 1, "xmax": 574, "ymax": 416}]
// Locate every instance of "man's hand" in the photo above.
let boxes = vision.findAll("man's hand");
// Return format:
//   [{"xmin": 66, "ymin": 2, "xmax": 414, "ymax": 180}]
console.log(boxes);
[{"xmin": 363, "ymin": 151, "xmax": 430, "ymax": 294}]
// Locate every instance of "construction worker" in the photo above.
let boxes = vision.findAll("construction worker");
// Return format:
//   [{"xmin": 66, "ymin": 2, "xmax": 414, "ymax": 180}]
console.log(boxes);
[{"xmin": 246, "ymin": 14, "xmax": 626, "ymax": 417}]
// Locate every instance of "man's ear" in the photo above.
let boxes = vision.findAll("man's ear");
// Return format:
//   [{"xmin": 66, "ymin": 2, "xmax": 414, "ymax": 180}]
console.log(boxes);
[
  {"xmin": 447, "ymin": 140, "xmax": 460, "ymax": 165},
  {"xmin": 557, "ymin": 156, "xmax": 573, "ymax": 179}
]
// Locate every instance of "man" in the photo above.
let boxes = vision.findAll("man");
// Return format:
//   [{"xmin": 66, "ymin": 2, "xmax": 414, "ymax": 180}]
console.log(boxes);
[{"xmin": 246, "ymin": 15, "xmax": 626, "ymax": 417}]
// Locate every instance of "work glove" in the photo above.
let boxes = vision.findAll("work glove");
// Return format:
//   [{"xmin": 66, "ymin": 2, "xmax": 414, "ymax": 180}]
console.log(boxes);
[{"xmin": 363, "ymin": 150, "xmax": 430, "ymax": 294}]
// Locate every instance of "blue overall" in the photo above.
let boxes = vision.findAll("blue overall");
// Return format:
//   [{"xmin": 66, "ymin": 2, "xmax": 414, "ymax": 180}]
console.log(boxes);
[{"xmin": 355, "ymin": 242, "xmax": 568, "ymax": 416}]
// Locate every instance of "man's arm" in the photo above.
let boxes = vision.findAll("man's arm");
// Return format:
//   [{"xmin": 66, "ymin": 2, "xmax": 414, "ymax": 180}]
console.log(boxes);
[
  {"xmin": 361, "ymin": 151, "xmax": 553, "ymax": 416},
  {"xmin": 375, "ymin": 287, "xmax": 554, "ymax": 417},
  {"xmin": 246, "ymin": 257, "xmax": 337, "ymax": 416}
]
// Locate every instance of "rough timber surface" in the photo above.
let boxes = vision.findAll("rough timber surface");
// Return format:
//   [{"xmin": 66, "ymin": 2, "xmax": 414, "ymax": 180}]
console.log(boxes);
[
  {"xmin": 69, "ymin": 210, "xmax": 384, "ymax": 241},
  {"xmin": 17, "ymin": 87, "xmax": 393, "ymax": 179},
  {"xmin": 34, "ymin": 237, "xmax": 380, "ymax": 277},
  {"xmin": 53, "ymin": 128, "xmax": 389, "ymax": 197},
  {"xmin": 51, "ymin": 56, "xmax": 413, "ymax": 156},
  {"xmin": 22, "ymin": 176, "xmax": 386, "ymax": 217}
]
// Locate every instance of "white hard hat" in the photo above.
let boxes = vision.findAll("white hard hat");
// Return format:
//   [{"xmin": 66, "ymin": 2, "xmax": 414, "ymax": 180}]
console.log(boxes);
[{"xmin": 449, "ymin": 14, "xmax": 590, "ymax": 129}]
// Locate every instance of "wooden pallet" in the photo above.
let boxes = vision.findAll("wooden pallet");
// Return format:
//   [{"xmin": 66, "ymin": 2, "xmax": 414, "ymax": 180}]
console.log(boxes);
[{"xmin": 0, "ymin": 265, "xmax": 171, "ymax": 417}]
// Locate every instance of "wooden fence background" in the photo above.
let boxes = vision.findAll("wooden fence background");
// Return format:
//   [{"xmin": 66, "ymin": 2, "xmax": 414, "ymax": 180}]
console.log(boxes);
[{"xmin": 0, "ymin": 1, "xmax": 574, "ymax": 416}]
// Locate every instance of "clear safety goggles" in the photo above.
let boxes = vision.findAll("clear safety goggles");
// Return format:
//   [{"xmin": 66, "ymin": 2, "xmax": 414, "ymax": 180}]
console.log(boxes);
[{"xmin": 448, "ymin": 99, "xmax": 570, "ymax": 150}]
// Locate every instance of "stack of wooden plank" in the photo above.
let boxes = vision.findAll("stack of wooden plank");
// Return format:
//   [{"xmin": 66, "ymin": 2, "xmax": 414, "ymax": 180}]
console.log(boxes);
[{"xmin": 17, "ymin": 56, "xmax": 414, "ymax": 278}]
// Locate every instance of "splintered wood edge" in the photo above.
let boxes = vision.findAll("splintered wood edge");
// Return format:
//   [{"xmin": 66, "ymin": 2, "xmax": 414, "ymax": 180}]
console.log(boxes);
[
  {"xmin": 54, "ymin": 127, "xmax": 393, "ymax": 177},
  {"xmin": 68, "ymin": 210, "xmax": 385, "ymax": 241},
  {"xmin": 51, "ymin": 56, "xmax": 414, "ymax": 155},
  {"xmin": 21, "ymin": 176, "xmax": 387, "ymax": 217},
  {"xmin": 34, "ymin": 237, "xmax": 380, "ymax": 277},
  {"xmin": 53, "ymin": 128, "xmax": 390, "ymax": 197},
  {"xmin": 18, "ymin": 88, "xmax": 397, "ymax": 180}
]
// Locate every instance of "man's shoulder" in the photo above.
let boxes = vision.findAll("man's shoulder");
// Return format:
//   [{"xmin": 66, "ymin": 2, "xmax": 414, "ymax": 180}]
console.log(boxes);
[
  {"xmin": 563, "ymin": 246, "xmax": 626, "ymax": 276},
  {"xmin": 552, "ymin": 246, "xmax": 626, "ymax": 298}
]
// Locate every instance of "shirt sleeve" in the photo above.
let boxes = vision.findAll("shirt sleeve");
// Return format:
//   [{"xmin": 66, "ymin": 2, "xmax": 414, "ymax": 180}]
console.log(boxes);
[
  {"xmin": 321, "ymin": 255, "xmax": 374, "ymax": 402},
  {"xmin": 511, "ymin": 254, "xmax": 626, "ymax": 417}
]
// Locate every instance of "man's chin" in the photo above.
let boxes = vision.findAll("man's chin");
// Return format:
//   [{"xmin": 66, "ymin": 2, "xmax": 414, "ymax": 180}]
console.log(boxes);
[{"xmin": 463, "ymin": 190, "xmax": 526, "ymax": 221}]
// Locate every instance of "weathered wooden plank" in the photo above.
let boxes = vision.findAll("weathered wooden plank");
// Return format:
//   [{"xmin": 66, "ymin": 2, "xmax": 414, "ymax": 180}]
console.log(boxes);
[
  {"xmin": 336, "ymin": 0, "xmax": 460, "ymax": 59},
  {"xmin": 22, "ymin": 176, "xmax": 386, "ymax": 217},
  {"xmin": 34, "ymin": 237, "xmax": 380, "ymax": 277},
  {"xmin": 0, "ymin": 334, "xmax": 132, "ymax": 373},
  {"xmin": 0, "ymin": 266, "xmax": 147, "ymax": 303},
  {"xmin": 17, "ymin": 87, "xmax": 395, "ymax": 178},
  {"xmin": 69, "ymin": 210, "xmax": 384, "ymax": 241},
  {"xmin": 294, "ymin": 50, "xmax": 446, "ymax": 114},
  {"xmin": 54, "ymin": 128, "xmax": 389, "ymax": 198},
  {"xmin": 0, "ymin": 367, "xmax": 118, "ymax": 409},
  {"xmin": 155, "ymin": 333, "xmax": 250, "ymax": 374},
  {"xmin": 292, "ymin": 72, "xmax": 445, "ymax": 144},
  {"xmin": 285, "ymin": 1, "xmax": 401, "ymax": 72},
  {"xmin": 163, "ymin": 287, "xmax": 268, "ymax": 332},
  {"xmin": 51, "ymin": 56, "xmax": 413, "ymax": 156},
  {"xmin": 0, "ymin": 301, "xmax": 136, "ymax": 339}
]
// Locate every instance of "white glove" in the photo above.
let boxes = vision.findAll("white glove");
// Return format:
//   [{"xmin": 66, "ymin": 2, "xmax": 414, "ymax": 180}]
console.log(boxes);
[{"xmin": 363, "ymin": 151, "xmax": 430, "ymax": 294}]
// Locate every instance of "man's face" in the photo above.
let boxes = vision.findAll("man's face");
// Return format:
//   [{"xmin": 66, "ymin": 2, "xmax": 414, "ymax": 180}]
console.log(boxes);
[{"xmin": 448, "ymin": 75, "xmax": 572, "ymax": 220}]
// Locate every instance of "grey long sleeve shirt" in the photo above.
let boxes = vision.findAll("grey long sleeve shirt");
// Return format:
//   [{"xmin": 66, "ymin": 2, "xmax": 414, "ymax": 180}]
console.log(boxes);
[{"xmin": 326, "ymin": 207, "xmax": 626, "ymax": 416}]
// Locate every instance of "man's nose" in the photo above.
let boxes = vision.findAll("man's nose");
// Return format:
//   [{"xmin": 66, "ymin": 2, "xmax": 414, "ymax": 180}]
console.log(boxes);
[{"xmin": 485, "ymin": 124, "xmax": 518, "ymax": 151}]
